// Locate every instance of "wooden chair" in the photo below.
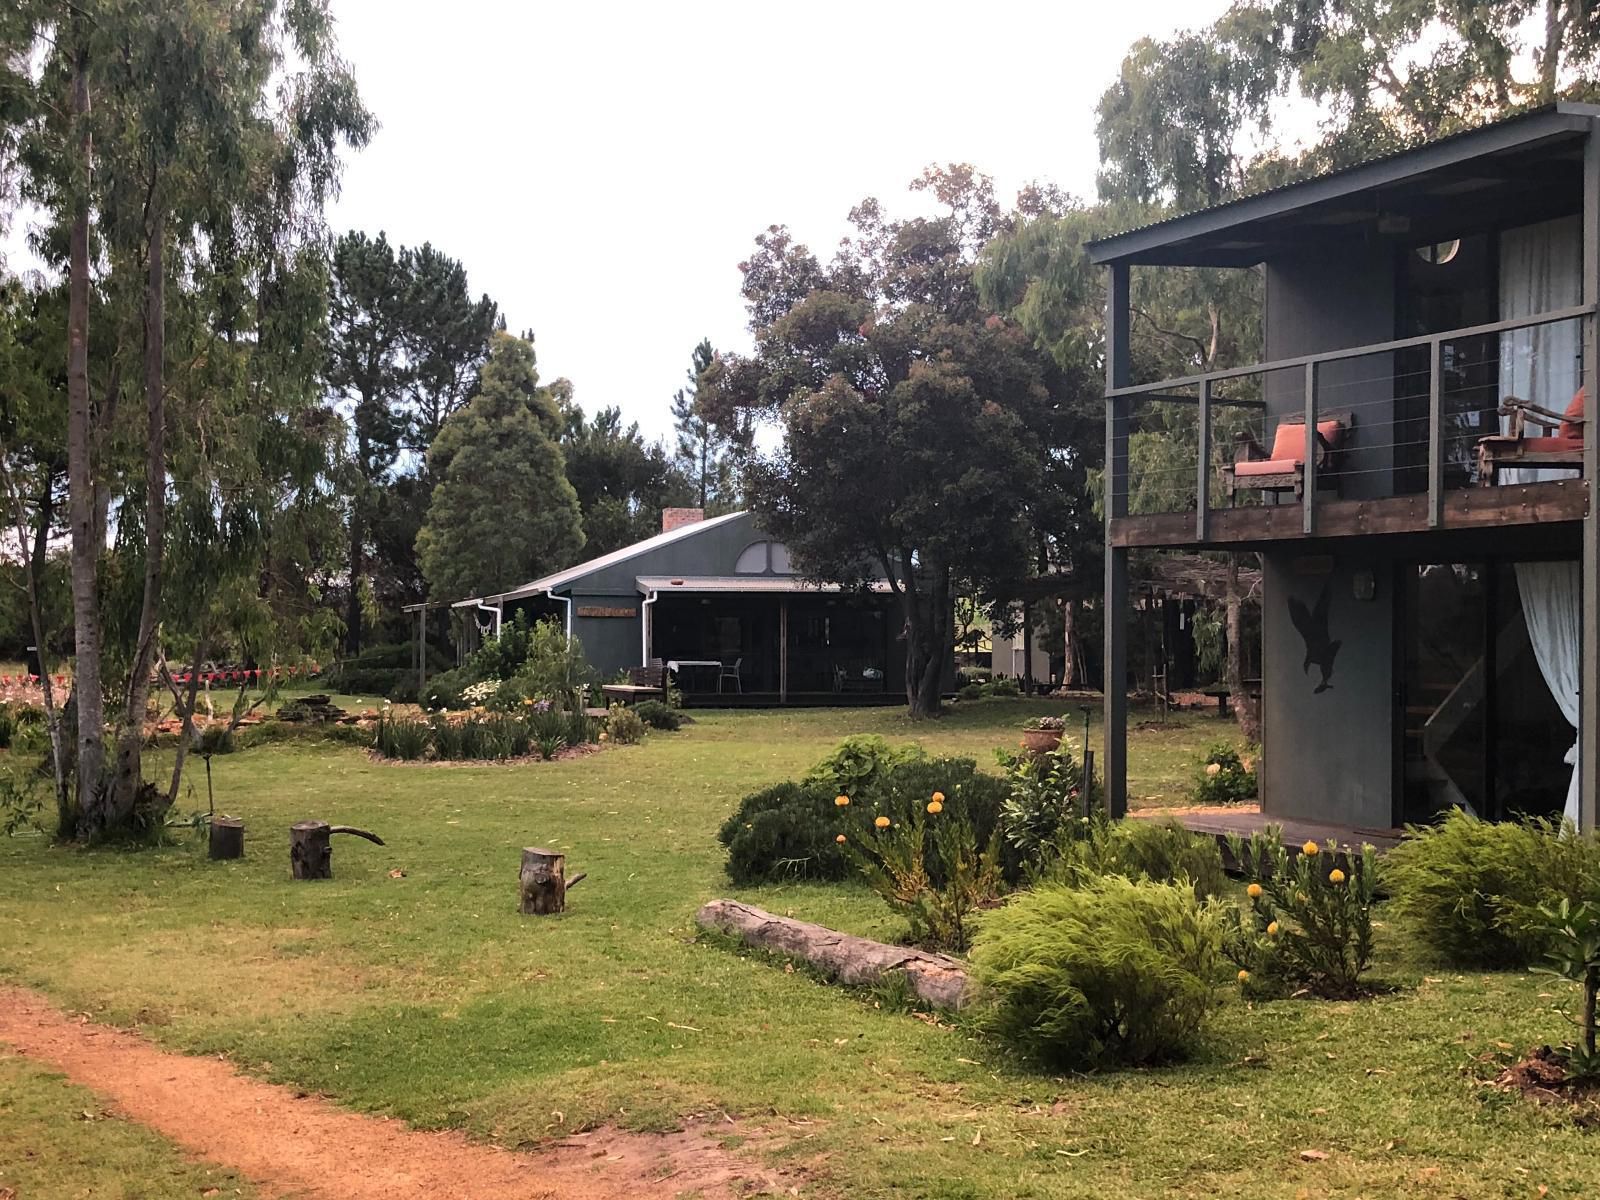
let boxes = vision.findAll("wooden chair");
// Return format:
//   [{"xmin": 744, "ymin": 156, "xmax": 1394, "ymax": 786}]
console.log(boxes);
[
  {"xmin": 1476, "ymin": 388, "xmax": 1586, "ymax": 484},
  {"xmin": 600, "ymin": 660, "xmax": 667, "ymax": 705},
  {"xmin": 1223, "ymin": 412, "xmax": 1354, "ymax": 502}
]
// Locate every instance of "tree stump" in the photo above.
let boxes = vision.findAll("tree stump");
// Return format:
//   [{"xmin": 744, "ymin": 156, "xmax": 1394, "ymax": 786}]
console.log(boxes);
[
  {"xmin": 289, "ymin": 821, "xmax": 385, "ymax": 880},
  {"xmin": 290, "ymin": 821, "xmax": 334, "ymax": 879},
  {"xmin": 208, "ymin": 816, "xmax": 244, "ymax": 860},
  {"xmin": 519, "ymin": 847, "xmax": 570, "ymax": 915}
]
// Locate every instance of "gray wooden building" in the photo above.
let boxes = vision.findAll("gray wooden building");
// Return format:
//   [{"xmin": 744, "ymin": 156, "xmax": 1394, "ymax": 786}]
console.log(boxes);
[{"xmin": 1091, "ymin": 104, "xmax": 1599, "ymax": 832}]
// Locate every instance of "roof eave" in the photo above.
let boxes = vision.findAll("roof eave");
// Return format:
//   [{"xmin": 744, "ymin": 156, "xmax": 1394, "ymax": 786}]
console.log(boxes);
[{"xmin": 1086, "ymin": 105, "xmax": 1600, "ymax": 267}]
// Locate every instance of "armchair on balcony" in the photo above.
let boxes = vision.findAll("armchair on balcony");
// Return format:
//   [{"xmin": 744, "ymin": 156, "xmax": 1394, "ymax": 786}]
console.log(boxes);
[
  {"xmin": 1475, "ymin": 388, "xmax": 1586, "ymax": 485},
  {"xmin": 1223, "ymin": 412, "xmax": 1354, "ymax": 502}
]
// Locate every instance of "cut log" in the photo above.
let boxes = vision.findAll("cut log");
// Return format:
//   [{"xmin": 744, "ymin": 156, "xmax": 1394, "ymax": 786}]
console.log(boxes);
[
  {"xmin": 208, "ymin": 816, "xmax": 244, "ymax": 861},
  {"xmin": 288, "ymin": 821, "xmax": 383, "ymax": 880},
  {"xmin": 695, "ymin": 899, "xmax": 971, "ymax": 1010},
  {"xmin": 519, "ymin": 847, "xmax": 572, "ymax": 915}
]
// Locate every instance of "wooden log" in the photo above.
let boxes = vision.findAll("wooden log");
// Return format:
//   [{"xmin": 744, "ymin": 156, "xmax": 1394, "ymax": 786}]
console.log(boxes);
[
  {"xmin": 519, "ymin": 847, "xmax": 570, "ymax": 915},
  {"xmin": 695, "ymin": 898, "xmax": 971, "ymax": 1010},
  {"xmin": 290, "ymin": 820, "xmax": 333, "ymax": 880},
  {"xmin": 208, "ymin": 816, "xmax": 244, "ymax": 860}
]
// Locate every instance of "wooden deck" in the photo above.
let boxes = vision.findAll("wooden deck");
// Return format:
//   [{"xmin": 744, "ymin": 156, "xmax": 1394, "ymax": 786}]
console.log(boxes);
[
  {"xmin": 1109, "ymin": 478, "xmax": 1588, "ymax": 549},
  {"xmin": 1136, "ymin": 804, "xmax": 1405, "ymax": 855}
]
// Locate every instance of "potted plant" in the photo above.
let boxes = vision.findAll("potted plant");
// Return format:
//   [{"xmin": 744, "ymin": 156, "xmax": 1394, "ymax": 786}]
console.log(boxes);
[{"xmin": 1019, "ymin": 714, "xmax": 1065, "ymax": 755}]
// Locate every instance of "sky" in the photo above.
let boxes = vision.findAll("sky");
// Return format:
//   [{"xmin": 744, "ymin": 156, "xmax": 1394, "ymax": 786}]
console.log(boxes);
[{"xmin": 326, "ymin": 0, "xmax": 1234, "ymax": 444}]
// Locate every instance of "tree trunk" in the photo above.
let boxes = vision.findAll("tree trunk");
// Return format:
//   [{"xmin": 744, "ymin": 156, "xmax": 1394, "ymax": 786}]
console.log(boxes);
[
  {"xmin": 109, "ymin": 203, "xmax": 167, "ymax": 826},
  {"xmin": 902, "ymin": 565, "xmax": 949, "ymax": 719},
  {"xmin": 1021, "ymin": 601, "xmax": 1034, "ymax": 695},
  {"xmin": 64, "ymin": 32, "xmax": 104, "ymax": 834},
  {"xmin": 518, "ymin": 847, "xmax": 570, "ymax": 915},
  {"xmin": 1226, "ymin": 554, "xmax": 1260, "ymax": 743},
  {"xmin": 1062, "ymin": 598, "xmax": 1077, "ymax": 689},
  {"xmin": 696, "ymin": 899, "xmax": 970, "ymax": 1009},
  {"xmin": 345, "ymin": 500, "xmax": 364, "ymax": 656},
  {"xmin": 290, "ymin": 820, "xmax": 334, "ymax": 879},
  {"xmin": 1541, "ymin": 0, "xmax": 1565, "ymax": 103},
  {"xmin": 209, "ymin": 817, "xmax": 244, "ymax": 861}
]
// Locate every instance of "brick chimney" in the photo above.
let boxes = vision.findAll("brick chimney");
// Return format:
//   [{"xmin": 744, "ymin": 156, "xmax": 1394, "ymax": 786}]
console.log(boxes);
[{"xmin": 661, "ymin": 507, "xmax": 705, "ymax": 534}]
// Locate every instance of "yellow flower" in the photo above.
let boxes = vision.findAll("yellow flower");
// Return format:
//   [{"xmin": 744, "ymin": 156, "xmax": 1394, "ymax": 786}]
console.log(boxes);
[
  {"xmin": 927, "ymin": 800, "xmax": 944, "ymax": 815},
  {"xmin": 1205, "ymin": 762, "xmax": 1222, "ymax": 777},
  {"xmin": 835, "ymin": 794, "xmax": 850, "ymax": 807},
  {"xmin": 932, "ymin": 791, "xmax": 945, "ymax": 804},
  {"xmin": 1328, "ymin": 868, "xmax": 1346, "ymax": 885},
  {"xmin": 1302, "ymin": 840, "xmax": 1320, "ymax": 857},
  {"xmin": 1266, "ymin": 921, "xmax": 1279, "ymax": 936},
  {"xmin": 1246, "ymin": 882, "xmax": 1263, "ymax": 900},
  {"xmin": 875, "ymin": 816, "xmax": 891, "ymax": 829},
  {"xmin": 523, "ymin": 698, "xmax": 534, "ymax": 706},
  {"xmin": 1237, "ymin": 969, "xmax": 1250, "ymax": 984},
  {"xmin": 836, "ymin": 834, "xmax": 847, "ymax": 844}
]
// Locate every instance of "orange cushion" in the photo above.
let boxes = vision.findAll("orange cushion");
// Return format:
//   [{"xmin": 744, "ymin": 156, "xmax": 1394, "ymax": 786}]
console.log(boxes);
[
  {"xmin": 1235, "ymin": 458, "xmax": 1299, "ymax": 477},
  {"xmin": 1265, "ymin": 419, "xmax": 1343, "ymax": 462},
  {"xmin": 1560, "ymin": 388, "xmax": 1585, "ymax": 441},
  {"xmin": 1528, "ymin": 436, "xmax": 1584, "ymax": 456}
]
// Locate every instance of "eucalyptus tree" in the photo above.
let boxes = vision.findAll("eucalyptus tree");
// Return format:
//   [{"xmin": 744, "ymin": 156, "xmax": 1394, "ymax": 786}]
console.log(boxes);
[{"xmin": 3, "ymin": 0, "xmax": 371, "ymax": 838}]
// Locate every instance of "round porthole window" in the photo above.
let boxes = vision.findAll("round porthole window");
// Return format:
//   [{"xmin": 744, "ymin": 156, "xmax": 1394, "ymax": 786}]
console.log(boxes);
[{"xmin": 1415, "ymin": 239, "xmax": 1461, "ymax": 265}]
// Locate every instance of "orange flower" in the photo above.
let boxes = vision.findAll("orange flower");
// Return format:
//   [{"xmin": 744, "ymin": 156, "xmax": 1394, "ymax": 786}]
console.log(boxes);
[
  {"xmin": 1302, "ymin": 840, "xmax": 1320, "ymax": 857},
  {"xmin": 836, "ymin": 834, "xmax": 847, "ymax": 844},
  {"xmin": 1328, "ymin": 868, "xmax": 1346, "ymax": 885},
  {"xmin": 1246, "ymin": 883, "xmax": 1263, "ymax": 900},
  {"xmin": 874, "ymin": 816, "xmax": 891, "ymax": 829},
  {"xmin": 931, "ymin": 791, "xmax": 945, "ymax": 804},
  {"xmin": 1266, "ymin": 921, "xmax": 1279, "ymax": 936},
  {"xmin": 927, "ymin": 800, "xmax": 944, "ymax": 815},
  {"xmin": 835, "ymin": 794, "xmax": 850, "ymax": 807},
  {"xmin": 1205, "ymin": 762, "xmax": 1222, "ymax": 777},
  {"xmin": 1237, "ymin": 969, "xmax": 1250, "ymax": 984}
]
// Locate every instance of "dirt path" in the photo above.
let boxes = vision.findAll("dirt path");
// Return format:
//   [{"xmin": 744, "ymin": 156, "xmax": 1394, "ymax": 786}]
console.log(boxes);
[{"xmin": 0, "ymin": 985, "xmax": 797, "ymax": 1199}]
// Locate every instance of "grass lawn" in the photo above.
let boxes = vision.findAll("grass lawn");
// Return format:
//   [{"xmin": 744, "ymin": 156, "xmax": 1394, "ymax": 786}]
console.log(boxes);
[{"xmin": 1, "ymin": 699, "xmax": 1595, "ymax": 1198}]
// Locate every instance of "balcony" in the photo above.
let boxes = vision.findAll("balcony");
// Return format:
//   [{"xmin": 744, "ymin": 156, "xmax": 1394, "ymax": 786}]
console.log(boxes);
[{"xmin": 1105, "ymin": 307, "xmax": 1594, "ymax": 549}]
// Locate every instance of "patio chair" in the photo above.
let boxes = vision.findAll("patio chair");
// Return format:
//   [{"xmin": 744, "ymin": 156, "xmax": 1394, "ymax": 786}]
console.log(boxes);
[
  {"xmin": 718, "ymin": 657, "xmax": 742, "ymax": 695},
  {"xmin": 1223, "ymin": 411, "xmax": 1354, "ymax": 502},
  {"xmin": 1476, "ymin": 388, "xmax": 1586, "ymax": 484}
]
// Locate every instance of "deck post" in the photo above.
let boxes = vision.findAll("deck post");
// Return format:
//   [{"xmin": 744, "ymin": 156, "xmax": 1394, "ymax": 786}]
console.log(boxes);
[
  {"xmin": 1104, "ymin": 261, "xmax": 1131, "ymax": 819},
  {"xmin": 1302, "ymin": 362, "xmax": 1317, "ymax": 535},
  {"xmin": 1581, "ymin": 128, "xmax": 1600, "ymax": 832},
  {"xmin": 779, "ymin": 597, "xmax": 789, "ymax": 705},
  {"xmin": 1196, "ymin": 377, "xmax": 1211, "ymax": 542},
  {"xmin": 1426, "ymin": 338, "xmax": 1444, "ymax": 528}
]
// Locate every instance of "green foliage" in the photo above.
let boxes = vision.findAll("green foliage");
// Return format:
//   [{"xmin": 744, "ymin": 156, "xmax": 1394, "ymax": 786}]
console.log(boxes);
[
  {"xmin": 1226, "ymin": 831, "xmax": 1377, "ymax": 999},
  {"xmin": 1384, "ymin": 812, "xmax": 1600, "ymax": 968},
  {"xmin": 421, "ymin": 667, "xmax": 471, "ymax": 711},
  {"xmin": 1532, "ymin": 899, "xmax": 1600, "ymax": 1080},
  {"xmin": 804, "ymin": 735, "xmax": 926, "ymax": 799},
  {"xmin": 718, "ymin": 781, "xmax": 846, "ymax": 884},
  {"xmin": 670, "ymin": 337, "xmax": 749, "ymax": 513},
  {"xmin": 985, "ymin": 678, "xmax": 1020, "ymax": 698},
  {"xmin": 633, "ymin": 700, "xmax": 681, "ymax": 731},
  {"xmin": 1193, "ymin": 741, "xmax": 1256, "ymax": 804},
  {"xmin": 373, "ymin": 712, "xmax": 429, "ymax": 761},
  {"xmin": 996, "ymin": 742, "xmax": 1086, "ymax": 870},
  {"xmin": 417, "ymin": 332, "xmax": 585, "ymax": 603},
  {"xmin": 1052, "ymin": 818, "xmax": 1228, "ymax": 901},
  {"xmin": 0, "ymin": 766, "xmax": 45, "ymax": 836},
  {"xmin": 842, "ymin": 799, "xmax": 1003, "ymax": 953},
  {"xmin": 604, "ymin": 704, "xmax": 646, "ymax": 746},
  {"xmin": 971, "ymin": 877, "xmax": 1224, "ymax": 1068},
  {"xmin": 508, "ymin": 622, "xmax": 592, "ymax": 712},
  {"xmin": 956, "ymin": 682, "xmax": 984, "ymax": 702}
]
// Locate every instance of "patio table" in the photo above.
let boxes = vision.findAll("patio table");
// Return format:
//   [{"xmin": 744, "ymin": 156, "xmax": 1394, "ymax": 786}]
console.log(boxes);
[{"xmin": 667, "ymin": 659, "xmax": 723, "ymax": 690}]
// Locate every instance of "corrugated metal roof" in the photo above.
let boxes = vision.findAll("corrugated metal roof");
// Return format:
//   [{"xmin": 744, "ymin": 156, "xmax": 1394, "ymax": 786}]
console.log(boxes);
[
  {"xmin": 1087, "ymin": 102, "xmax": 1600, "ymax": 265},
  {"xmin": 451, "ymin": 511, "xmax": 752, "ymax": 608},
  {"xmin": 636, "ymin": 575, "xmax": 894, "ymax": 595}
]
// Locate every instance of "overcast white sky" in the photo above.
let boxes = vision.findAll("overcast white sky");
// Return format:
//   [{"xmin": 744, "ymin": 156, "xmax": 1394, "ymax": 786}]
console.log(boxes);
[{"xmin": 327, "ymin": 0, "xmax": 1235, "ymax": 443}]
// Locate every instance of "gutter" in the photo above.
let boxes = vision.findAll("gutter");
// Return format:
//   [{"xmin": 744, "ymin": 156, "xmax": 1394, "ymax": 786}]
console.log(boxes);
[
  {"xmin": 641, "ymin": 588, "xmax": 658, "ymax": 666},
  {"xmin": 475, "ymin": 600, "xmax": 503, "ymax": 640},
  {"xmin": 545, "ymin": 588, "xmax": 572, "ymax": 639}
]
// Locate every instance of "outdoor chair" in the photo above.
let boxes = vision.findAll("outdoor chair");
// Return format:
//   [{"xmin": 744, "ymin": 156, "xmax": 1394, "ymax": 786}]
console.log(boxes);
[
  {"xmin": 1476, "ymin": 388, "xmax": 1586, "ymax": 484},
  {"xmin": 600, "ymin": 661, "xmax": 667, "ymax": 705},
  {"xmin": 718, "ymin": 657, "xmax": 742, "ymax": 694},
  {"xmin": 1224, "ymin": 411, "xmax": 1353, "ymax": 502}
]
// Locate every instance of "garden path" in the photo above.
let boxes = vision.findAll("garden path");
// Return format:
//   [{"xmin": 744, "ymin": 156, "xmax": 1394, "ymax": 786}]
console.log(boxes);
[{"xmin": 0, "ymin": 985, "xmax": 794, "ymax": 1199}]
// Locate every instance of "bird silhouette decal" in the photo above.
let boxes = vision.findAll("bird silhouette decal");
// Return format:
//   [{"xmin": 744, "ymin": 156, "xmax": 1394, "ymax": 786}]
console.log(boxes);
[{"xmin": 1287, "ymin": 583, "xmax": 1340, "ymax": 695}]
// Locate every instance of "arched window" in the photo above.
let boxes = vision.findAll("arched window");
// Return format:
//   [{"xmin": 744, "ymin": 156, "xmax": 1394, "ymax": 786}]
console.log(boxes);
[{"xmin": 734, "ymin": 541, "xmax": 795, "ymax": 574}]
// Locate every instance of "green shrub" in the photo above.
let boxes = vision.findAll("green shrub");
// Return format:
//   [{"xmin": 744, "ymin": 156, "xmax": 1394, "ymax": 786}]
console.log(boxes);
[
  {"xmin": 326, "ymin": 666, "xmax": 407, "ymax": 698},
  {"xmin": 996, "ymin": 744, "xmax": 1086, "ymax": 872},
  {"xmin": 984, "ymin": 678, "xmax": 1020, "ymax": 698},
  {"xmin": 386, "ymin": 677, "xmax": 420, "ymax": 704},
  {"xmin": 565, "ymin": 710, "xmax": 597, "ymax": 745},
  {"xmin": 1053, "ymin": 818, "xmax": 1227, "ymax": 900},
  {"xmin": 1533, "ymin": 898, "xmax": 1600, "ymax": 1079},
  {"xmin": 804, "ymin": 735, "xmax": 925, "ymax": 800},
  {"xmin": 373, "ymin": 712, "xmax": 429, "ymax": 761},
  {"xmin": 634, "ymin": 699, "xmax": 681, "ymax": 731},
  {"xmin": 957, "ymin": 682, "xmax": 984, "ymax": 702},
  {"xmin": 421, "ymin": 667, "xmax": 471, "ymax": 710},
  {"xmin": 1225, "ymin": 831, "xmax": 1378, "ymax": 999},
  {"xmin": 1384, "ymin": 811, "xmax": 1600, "ymax": 967},
  {"xmin": 1193, "ymin": 741, "xmax": 1256, "ymax": 804},
  {"xmin": 972, "ymin": 877, "xmax": 1224, "ymax": 1068},
  {"xmin": 719, "ymin": 781, "xmax": 845, "ymax": 884},
  {"xmin": 604, "ymin": 704, "xmax": 646, "ymax": 745}
]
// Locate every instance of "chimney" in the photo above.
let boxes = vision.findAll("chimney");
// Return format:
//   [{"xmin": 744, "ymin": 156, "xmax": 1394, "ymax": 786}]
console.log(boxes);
[{"xmin": 662, "ymin": 507, "xmax": 705, "ymax": 534}]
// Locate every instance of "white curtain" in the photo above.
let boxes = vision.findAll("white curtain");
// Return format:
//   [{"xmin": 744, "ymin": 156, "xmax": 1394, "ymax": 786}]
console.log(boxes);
[
  {"xmin": 1515, "ymin": 561, "xmax": 1582, "ymax": 822},
  {"xmin": 1499, "ymin": 217, "xmax": 1582, "ymax": 484}
]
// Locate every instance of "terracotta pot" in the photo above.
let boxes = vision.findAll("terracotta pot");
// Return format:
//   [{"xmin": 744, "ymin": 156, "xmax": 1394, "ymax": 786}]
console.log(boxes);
[{"xmin": 1019, "ymin": 727, "xmax": 1062, "ymax": 755}]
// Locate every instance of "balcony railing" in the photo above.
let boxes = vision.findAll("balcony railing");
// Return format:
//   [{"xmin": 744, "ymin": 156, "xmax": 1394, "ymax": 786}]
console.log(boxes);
[{"xmin": 1105, "ymin": 305, "xmax": 1595, "ymax": 544}]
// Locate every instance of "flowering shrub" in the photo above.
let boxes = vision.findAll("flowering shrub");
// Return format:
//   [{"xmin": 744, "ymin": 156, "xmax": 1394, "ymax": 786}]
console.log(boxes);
[
  {"xmin": 994, "ymin": 743, "xmax": 1086, "ymax": 872},
  {"xmin": 1021, "ymin": 714, "xmax": 1066, "ymax": 732},
  {"xmin": 1224, "ymin": 830, "xmax": 1377, "ymax": 999},
  {"xmin": 604, "ymin": 704, "xmax": 646, "ymax": 745},
  {"xmin": 971, "ymin": 876, "xmax": 1225, "ymax": 1067},
  {"xmin": 841, "ymin": 790, "xmax": 1003, "ymax": 952},
  {"xmin": 1384, "ymin": 810, "xmax": 1600, "ymax": 967},
  {"xmin": 1193, "ymin": 741, "xmax": 1256, "ymax": 805},
  {"xmin": 461, "ymin": 680, "xmax": 499, "ymax": 708}
]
